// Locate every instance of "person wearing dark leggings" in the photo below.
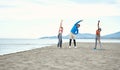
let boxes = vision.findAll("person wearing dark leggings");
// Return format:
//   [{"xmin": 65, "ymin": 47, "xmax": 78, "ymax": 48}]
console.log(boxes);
[
  {"xmin": 69, "ymin": 39, "xmax": 76, "ymax": 47},
  {"xmin": 69, "ymin": 20, "xmax": 83, "ymax": 48}
]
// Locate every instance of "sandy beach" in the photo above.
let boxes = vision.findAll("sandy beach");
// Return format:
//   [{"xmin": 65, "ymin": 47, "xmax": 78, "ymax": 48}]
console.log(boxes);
[{"xmin": 0, "ymin": 42, "xmax": 120, "ymax": 70}]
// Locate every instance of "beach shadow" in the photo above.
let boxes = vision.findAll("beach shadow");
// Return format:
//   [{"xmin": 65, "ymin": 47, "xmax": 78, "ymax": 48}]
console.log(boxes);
[{"xmin": 93, "ymin": 48, "xmax": 106, "ymax": 51}]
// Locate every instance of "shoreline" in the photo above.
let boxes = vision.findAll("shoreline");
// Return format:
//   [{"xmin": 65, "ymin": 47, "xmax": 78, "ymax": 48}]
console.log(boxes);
[
  {"xmin": 0, "ymin": 42, "xmax": 120, "ymax": 56},
  {"xmin": 0, "ymin": 42, "xmax": 120, "ymax": 70}
]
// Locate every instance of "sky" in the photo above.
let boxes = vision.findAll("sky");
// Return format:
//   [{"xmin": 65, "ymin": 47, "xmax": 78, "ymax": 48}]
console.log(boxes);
[{"xmin": 0, "ymin": 0, "xmax": 120, "ymax": 39}]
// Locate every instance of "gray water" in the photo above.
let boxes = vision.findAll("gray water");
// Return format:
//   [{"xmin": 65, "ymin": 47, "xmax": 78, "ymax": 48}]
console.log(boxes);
[{"xmin": 0, "ymin": 39, "xmax": 120, "ymax": 55}]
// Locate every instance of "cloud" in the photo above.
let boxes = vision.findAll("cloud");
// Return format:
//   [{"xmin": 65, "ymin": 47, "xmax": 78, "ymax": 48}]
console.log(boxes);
[
  {"xmin": 69, "ymin": 0, "xmax": 117, "ymax": 4},
  {"xmin": 27, "ymin": 0, "xmax": 120, "ymax": 5},
  {"xmin": 0, "ymin": 1, "xmax": 120, "ymax": 21},
  {"xmin": 0, "ymin": 0, "xmax": 120, "ymax": 38},
  {"xmin": 116, "ymin": 0, "xmax": 120, "ymax": 4}
]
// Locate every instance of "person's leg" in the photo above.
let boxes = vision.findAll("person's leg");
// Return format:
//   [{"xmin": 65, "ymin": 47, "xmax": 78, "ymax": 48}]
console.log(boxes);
[
  {"xmin": 57, "ymin": 34, "xmax": 60, "ymax": 47},
  {"xmin": 69, "ymin": 39, "xmax": 72, "ymax": 46},
  {"xmin": 57, "ymin": 42, "xmax": 59, "ymax": 47},
  {"xmin": 59, "ymin": 34, "xmax": 62, "ymax": 48},
  {"xmin": 73, "ymin": 39, "xmax": 76, "ymax": 48},
  {"xmin": 60, "ymin": 39, "xmax": 62, "ymax": 48},
  {"xmin": 69, "ymin": 32, "xmax": 73, "ymax": 48},
  {"xmin": 94, "ymin": 36, "xmax": 97, "ymax": 49},
  {"xmin": 98, "ymin": 38, "xmax": 102, "ymax": 49},
  {"xmin": 73, "ymin": 34, "xmax": 76, "ymax": 48}
]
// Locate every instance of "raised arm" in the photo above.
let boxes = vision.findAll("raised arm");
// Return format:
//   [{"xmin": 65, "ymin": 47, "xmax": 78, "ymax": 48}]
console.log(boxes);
[
  {"xmin": 58, "ymin": 20, "xmax": 63, "ymax": 33},
  {"xmin": 98, "ymin": 20, "xmax": 100, "ymax": 29},
  {"xmin": 60, "ymin": 20, "xmax": 63, "ymax": 27},
  {"xmin": 75, "ymin": 20, "xmax": 83, "ymax": 25}
]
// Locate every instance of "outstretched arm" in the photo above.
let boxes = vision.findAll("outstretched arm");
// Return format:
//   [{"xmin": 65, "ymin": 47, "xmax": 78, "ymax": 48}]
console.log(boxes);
[
  {"xmin": 75, "ymin": 20, "xmax": 83, "ymax": 25},
  {"xmin": 60, "ymin": 20, "xmax": 63, "ymax": 27},
  {"xmin": 58, "ymin": 20, "xmax": 63, "ymax": 33},
  {"xmin": 98, "ymin": 20, "xmax": 100, "ymax": 29}
]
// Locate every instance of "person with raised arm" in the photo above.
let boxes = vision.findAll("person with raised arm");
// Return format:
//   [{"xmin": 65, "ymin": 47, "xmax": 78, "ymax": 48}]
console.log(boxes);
[
  {"xmin": 94, "ymin": 20, "xmax": 102, "ymax": 49},
  {"xmin": 57, "ymin": 20, "xmax": 63, "ymax": 48},
  {"xmin": 69, "ymin": 20, "xmax": 83, "ymax": 48}
]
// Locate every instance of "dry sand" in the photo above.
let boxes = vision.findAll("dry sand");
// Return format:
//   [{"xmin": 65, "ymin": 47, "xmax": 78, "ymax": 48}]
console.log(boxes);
[{"xmin": 0, "ymin": 42, "xmax": 120, "ymax": 70}]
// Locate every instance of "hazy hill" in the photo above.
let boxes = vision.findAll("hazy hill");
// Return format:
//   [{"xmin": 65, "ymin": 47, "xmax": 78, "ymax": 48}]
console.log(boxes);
[
  {"xmin": 40, "ymin": 31, "xmax": 120, "ymax": 39},
  {"xmin": 102, "ymin": 32, "xmax": 120, "ymax": 39}
]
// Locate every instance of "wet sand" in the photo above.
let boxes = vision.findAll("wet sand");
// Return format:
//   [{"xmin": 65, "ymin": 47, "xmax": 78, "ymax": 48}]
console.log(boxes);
[{"xmin": 0, "ymin": 42, "xmax": 120, "ymax": 70}]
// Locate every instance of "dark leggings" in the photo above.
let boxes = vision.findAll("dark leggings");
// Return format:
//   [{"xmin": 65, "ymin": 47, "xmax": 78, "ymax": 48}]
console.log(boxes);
[{"xmin": 69, "ymin": 39, "xmax": 76, "ymax": 46}]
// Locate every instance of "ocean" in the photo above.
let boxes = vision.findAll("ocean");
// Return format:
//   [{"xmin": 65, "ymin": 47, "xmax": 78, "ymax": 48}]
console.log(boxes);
[{"xmin": 0, "ymin": 39, "xmax": 120, "ymax": 55}]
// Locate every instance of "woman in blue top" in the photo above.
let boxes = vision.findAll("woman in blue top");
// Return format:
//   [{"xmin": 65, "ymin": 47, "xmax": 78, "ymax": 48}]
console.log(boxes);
[{"xmin": 69, "ymin": 20, "xmax": 83, "ymax": 48}]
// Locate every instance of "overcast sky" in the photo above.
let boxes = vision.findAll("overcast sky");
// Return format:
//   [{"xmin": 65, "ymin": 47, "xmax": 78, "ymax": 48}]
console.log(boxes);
[{"xmin": 0, "ymin": 0, "xmax": 120, "ymax": 38}]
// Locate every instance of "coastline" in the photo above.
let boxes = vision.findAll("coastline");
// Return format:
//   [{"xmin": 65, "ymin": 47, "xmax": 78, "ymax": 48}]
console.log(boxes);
[{"xmin": 0, "ymin": 42, "xmax": 120, "ymax": 70}]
